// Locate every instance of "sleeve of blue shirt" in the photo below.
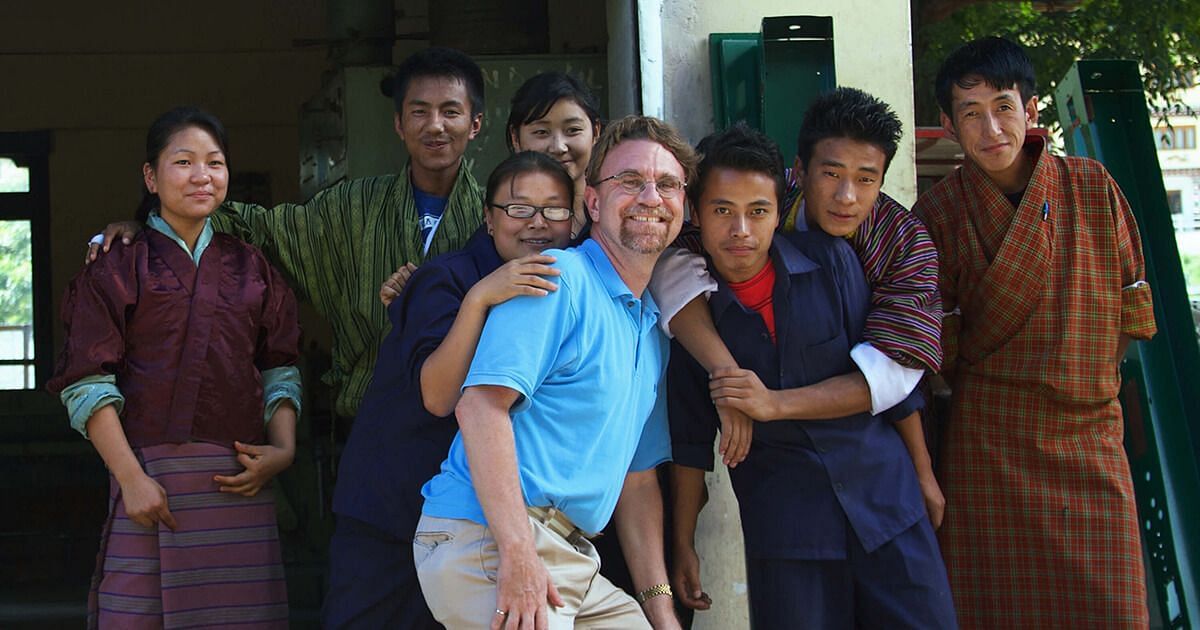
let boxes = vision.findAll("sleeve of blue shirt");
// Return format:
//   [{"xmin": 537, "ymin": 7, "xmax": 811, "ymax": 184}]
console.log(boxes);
[
  {"xmin": 462, "ymin": 269, "xmax": 575, "ymax": 411},
  {"xmin": 667, "ymin": 339, "xmax": 720, "ymax": 471}
]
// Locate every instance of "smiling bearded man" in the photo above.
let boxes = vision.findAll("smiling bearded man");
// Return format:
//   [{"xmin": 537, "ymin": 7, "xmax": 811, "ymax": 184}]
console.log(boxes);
[{"xmin": 414, "ymin": 116, "xmax": 693, "ymax": 630}]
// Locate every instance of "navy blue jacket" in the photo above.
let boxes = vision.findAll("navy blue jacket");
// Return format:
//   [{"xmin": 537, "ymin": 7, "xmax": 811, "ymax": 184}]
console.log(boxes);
[
  {"xmin": 333, "ymin": 227, "xmax": 502, "ymax": 539},
  {"xmin": 669, "ymin": 230, "xmax": 926, "ymax": 560}
]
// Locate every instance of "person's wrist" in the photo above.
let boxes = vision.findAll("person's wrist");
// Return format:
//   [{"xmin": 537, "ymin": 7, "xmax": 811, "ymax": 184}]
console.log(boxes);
[
  {"xmin": 462, "ymin": 288, "xmax": 486, "ymax": 310},
  {"xmin": 273, "ymin": 444, "xmax": 296, "ymax": 468},
  {"xmin": 636, "ymin": 582, "xmax": 673, "ymax": 605},
  {"xmin": 496, "ymin": 534, "xmax": 536, "ymax": 559},
  {"xmin": 765, "ymin": 389, "xmax": 782, "ymax": 421},
  {"xmin": 671, "ymin": 536, "xmax": 696, "ymax": 555},
  {"xmin": 110, "ymin": 457, "xmax": 147, "ymax": 486},
  {"xmin": 640, "ymin": 589, "xmax": 678, "ymax": 627}
]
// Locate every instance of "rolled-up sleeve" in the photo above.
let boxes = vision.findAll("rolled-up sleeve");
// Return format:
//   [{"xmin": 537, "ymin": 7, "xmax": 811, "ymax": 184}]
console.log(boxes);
[
  {"xmin": 463, "ymin": 267, "xmax": 575, "ymax": 413},
  {"xmin": 261, "ymin": 366, "xmax": 302, "ymax": 422},
  {"xmin": 1110, "ymin": 176, "xmax": 1156, "ymax": 340},
  {"xmin": 59, "ymin": 375, "xmax": 125, "ymax": 438},
  {"xmin": 648, "ymin": 248, "xmax": 718, "ymax": 337},
  {"xmin": 850, "ymin": 342, "xmax": 925, "ymax": 415},
  {"xmin": 47, "ymin": 245, "xmax": 140, "ymax": 436},
  {"xmin": 254, "ymin": 254, "xmax": 302, "ymax": 420}
]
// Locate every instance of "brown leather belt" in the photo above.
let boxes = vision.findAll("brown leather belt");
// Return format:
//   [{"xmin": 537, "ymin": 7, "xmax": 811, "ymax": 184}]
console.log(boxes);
[{"xmin": 527, "ymin": 506, "xmax": 590, "ymax": 545}]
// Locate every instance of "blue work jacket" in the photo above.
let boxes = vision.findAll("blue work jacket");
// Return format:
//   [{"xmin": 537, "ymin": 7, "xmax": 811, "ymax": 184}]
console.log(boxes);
[{"xmin": 669, "ymin": 230, "xmax": 926, "ymax": 560}]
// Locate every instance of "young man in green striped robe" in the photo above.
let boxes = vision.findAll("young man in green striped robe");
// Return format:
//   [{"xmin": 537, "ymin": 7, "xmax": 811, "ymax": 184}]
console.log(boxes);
[{"xmin": 93, "ymin": 47, "xmax": 487, "ymax": 421}]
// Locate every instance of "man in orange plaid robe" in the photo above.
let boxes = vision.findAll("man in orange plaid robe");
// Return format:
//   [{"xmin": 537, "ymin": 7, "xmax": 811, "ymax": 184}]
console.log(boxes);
[{"xmin": 915, "ymin": 37, "xmax": 1157, "ymax": 628}]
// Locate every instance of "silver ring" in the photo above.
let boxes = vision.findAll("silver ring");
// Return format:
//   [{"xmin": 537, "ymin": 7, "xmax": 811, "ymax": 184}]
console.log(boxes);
[
  {"xmin": 88, "ymin": 234, "xmax": 105, "ymax": 247},
  {"xmin": 495, "ymin": 608, "xmax": 509, "ymax": 616}
]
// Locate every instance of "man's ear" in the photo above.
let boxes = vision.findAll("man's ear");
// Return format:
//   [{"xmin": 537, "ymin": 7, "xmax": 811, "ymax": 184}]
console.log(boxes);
[
  {"xmin": 394, "ymin": 112, "xmax": 405, "ymax": 141},
  {"xmin": 468, "ymin": 112, "xmax": 483, "ymax": 140},
  {"xmin": 1024, "ymin": 95, "xmax": 1040, "ymax": 127},
  {"xmin": 939, "ymin": 111, "xmax": 958, "ymax": 143},
  {"xmin": 585, "ymin": 186, "xmax": 601, "ymax": 223}
]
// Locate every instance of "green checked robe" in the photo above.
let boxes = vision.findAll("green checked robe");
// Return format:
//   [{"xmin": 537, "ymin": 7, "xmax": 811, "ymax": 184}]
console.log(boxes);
[{"xmin": 211, "ymin": 163, "xmax": 483, "ymax": 418}]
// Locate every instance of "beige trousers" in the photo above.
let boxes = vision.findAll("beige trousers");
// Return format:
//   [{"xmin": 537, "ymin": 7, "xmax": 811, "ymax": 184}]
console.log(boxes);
[{"xmin": 414, "ymin": 514, "xmax": 651, "ymax": 629}]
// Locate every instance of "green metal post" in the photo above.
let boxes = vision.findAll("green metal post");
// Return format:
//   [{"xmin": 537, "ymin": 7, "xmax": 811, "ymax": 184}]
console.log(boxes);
[{"xmin": 1055, "ymin": 59, "xmax": 1200, "ymax": 629}]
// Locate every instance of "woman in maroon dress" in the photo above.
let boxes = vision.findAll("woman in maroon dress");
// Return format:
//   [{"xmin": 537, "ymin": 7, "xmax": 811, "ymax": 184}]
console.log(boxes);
[{"xmin": 49, "ymin": 106, "xmax": 301, "ymax": 629}]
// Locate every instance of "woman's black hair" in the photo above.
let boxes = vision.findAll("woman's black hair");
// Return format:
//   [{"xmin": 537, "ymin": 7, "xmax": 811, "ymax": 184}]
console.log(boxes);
[
  {"xmin": 505, "ymin": 72, "xmax": 601, "ymax": 153},
  {"xmin": 485, "ymin": 151, "xmax": 574, "ymax": 209},
  {"xmin": 135, "ymin": 106, "xmax": 229, "ymax": 223}
]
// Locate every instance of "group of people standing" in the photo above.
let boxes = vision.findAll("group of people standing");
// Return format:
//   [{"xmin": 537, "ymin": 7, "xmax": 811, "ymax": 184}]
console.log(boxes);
[{"xmin": 57, "ymin": 34, "xmax": 1156, "ymax": 630}]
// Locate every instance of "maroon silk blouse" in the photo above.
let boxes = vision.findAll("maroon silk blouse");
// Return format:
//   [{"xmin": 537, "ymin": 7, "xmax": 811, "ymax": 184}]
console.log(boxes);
[{"xmin": 48, "ymin": 230, "xmax": 301, "ymax": 448}]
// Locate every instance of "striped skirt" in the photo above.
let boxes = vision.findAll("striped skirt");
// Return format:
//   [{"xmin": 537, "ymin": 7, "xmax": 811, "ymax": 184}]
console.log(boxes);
[
  {"xmin": 937, "ymin": 377, "xmax": 1147, "ymax": 629},
  {"xmin": 88, "ymin": 442, "xmax": 289, "ymax": 629}
]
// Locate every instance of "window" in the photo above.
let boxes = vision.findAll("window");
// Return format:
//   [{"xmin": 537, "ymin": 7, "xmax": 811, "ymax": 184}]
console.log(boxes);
[
  {"xmin": 1168, "ymin": 190, "xmax": 1183, "ymax": 215},
  {"xmin": 1157, "ymin": 125, "xmax": 1197, "ymax": 150},
  {"xmin": 0, "ymin": 220, "xmax": 34, "ymax": 388},
  {"xmin": 0, "ymin": 158, "xmax": 30, "ymax": 192},
  {"xmin": 0, "ymin": 132, "xmax": 51, "ymax": 391}
]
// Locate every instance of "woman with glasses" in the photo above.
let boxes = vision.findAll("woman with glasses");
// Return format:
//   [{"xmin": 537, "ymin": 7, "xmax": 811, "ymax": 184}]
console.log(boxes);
[{"xmin": 325, "ymin": 151, "xmax": 574, "ymax": 629}]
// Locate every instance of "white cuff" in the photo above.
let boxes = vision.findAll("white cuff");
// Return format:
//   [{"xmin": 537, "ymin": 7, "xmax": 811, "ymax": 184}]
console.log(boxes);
[
  {"xmin": 648, "ymin": 247, "xmax": 718, "ymax": 338},
  {"xmin": 850, "ymin": 342, "xmax": 924, "ymax": 415}
]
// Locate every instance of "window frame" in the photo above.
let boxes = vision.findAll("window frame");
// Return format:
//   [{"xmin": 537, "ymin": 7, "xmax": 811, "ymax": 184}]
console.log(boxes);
[
  {"xmin": 1156, "ymin": 124, "xmax": 1197, "ymax": 150},
  {"xmin": 0, "ymin": 131, "xmax": 53, "ymax": 390}
]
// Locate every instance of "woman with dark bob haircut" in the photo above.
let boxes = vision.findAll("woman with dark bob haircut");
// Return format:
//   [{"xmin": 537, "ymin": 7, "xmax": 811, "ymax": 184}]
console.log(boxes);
[{"xmin": 49, "ymin": 106, "xmax": 302, "ymax": 628}]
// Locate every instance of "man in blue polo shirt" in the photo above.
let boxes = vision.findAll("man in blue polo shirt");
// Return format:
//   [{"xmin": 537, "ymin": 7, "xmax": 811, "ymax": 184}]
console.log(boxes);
[
  {"xmin": 414, "ymin": 116, "xmax": 694, "ymax": 630},
  {"xmin": 669, "ymin": 124, "xmax": 956, "ymax": 628}
]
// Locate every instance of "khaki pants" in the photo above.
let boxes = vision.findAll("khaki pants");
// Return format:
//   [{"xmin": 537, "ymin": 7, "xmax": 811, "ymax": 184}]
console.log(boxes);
[{"xmin": 414, "ymin": 514, "xmax": 651, "ymax": 629}]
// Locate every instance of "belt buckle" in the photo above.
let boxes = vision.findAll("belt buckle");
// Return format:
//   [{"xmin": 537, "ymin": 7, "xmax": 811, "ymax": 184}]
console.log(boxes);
[{"xmin": 532, "ymin": 506, "xmax": 584, "ymax": 544}]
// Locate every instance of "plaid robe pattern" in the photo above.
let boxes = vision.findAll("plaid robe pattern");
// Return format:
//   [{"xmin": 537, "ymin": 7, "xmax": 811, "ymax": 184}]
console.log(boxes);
[
  {"xmin": 211, "ymin": 164, "xmax": 483, "ymax": 418},
  {"xmin": 782, "ymin": 180, "xmax": 944, "ymax": 372},
  {"xmin": 916, "ymin": 138, "xmax": 1157, "ymax": 628}
]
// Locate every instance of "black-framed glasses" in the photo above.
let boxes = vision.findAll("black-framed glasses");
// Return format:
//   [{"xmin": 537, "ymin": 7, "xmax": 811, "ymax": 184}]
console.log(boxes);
[
  {"xmin": 593, "ymin": 173, "xmax": 686, "ymax": 199},
  {"xmin": 489, "ymin": 203, "xmax": 573, "ymax": 222}
]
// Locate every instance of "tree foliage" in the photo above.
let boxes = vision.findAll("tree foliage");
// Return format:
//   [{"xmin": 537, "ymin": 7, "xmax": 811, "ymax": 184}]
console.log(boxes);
[
  {"xmin": 0, "ymin": 221, "xmax": 33, "ymax": 326},
  {"xmin": 913, "ymin": 0, "xmax": 1200, "ymax": 125}
]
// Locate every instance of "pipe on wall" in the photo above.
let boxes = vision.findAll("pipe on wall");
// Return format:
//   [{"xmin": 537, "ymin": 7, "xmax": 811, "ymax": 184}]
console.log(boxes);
[{"xmin": 637, "ymin": 0, "xmax": 665, "ymax": 118}]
